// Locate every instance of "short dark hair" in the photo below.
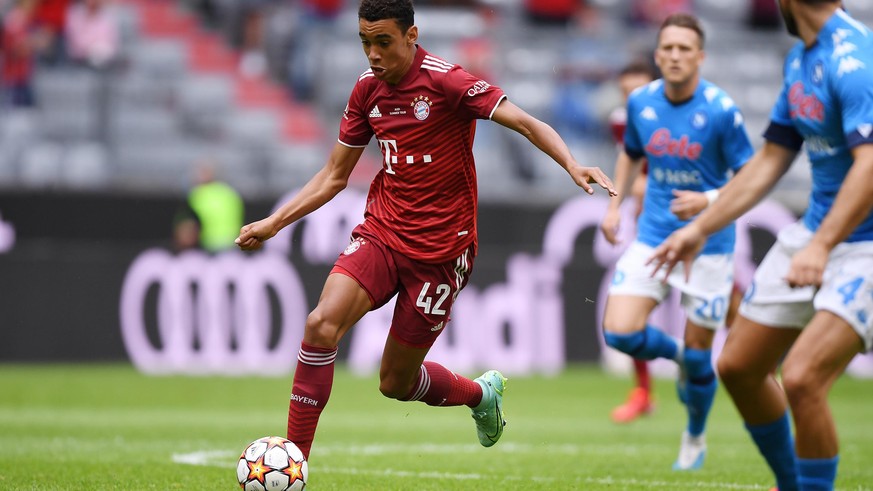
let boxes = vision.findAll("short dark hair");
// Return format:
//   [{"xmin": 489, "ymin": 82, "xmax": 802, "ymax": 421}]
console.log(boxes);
[
  {"xmin": 619, "ymin": 60, "xmax": 660, "ymax": 81},
  {"xmin": 658, "ymin": 13, "xmax": 705, "ymax": 49},
  {"xmin": 359, "ymin": 0, "xmax": 415, "ymax": 33}
]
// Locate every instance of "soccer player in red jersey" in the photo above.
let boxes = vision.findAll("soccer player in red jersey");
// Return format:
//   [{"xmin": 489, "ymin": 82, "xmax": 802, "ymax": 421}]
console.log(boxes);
[
  {"xmin": 606, "ymin": 61, "xmax": 659, "ymax": 424},
  {"xmin": 235, "ymin": 0, "xmax": 616, "ymax": 460}
]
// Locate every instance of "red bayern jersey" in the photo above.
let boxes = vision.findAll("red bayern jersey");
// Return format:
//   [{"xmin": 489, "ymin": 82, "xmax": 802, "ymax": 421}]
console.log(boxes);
[
  {"xmin": 338, "ymin": 46, "xmax": 506, "ymax": 263},
  {"xmin": 608, "ymin": 105, "xmax": 648, "ymax": 176},
  {"xmin": 608, "ymin": 106, "xmax": 627, "ymax": 145}
]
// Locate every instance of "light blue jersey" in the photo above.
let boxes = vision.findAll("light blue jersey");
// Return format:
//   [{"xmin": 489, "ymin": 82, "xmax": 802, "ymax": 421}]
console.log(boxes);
[
  {"xmin": 769, "ymin": 9, "xmax": 873, "ymax": 243},
  {"xmin": 625, "ymin": 79, "xmax": 753, "ymax": 255}
]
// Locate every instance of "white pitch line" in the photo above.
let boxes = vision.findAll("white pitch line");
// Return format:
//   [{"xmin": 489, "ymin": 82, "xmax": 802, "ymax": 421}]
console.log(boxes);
[{"xmin": 172, "ymin": 447, "xmax": 770, "ymax": 490}]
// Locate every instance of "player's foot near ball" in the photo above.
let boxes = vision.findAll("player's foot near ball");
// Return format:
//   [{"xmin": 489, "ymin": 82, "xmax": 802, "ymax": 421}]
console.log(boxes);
[
  {"xmin": 611, "ymin": 387, "xmax": 654, "ymax": 423},
  {"xmin": 471, "ymin": 370, "xmax": 507, "ymax": 447}
]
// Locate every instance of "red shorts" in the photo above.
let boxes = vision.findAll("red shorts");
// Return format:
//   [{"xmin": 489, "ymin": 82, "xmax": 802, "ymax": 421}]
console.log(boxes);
[{"xmin": 331, "ymin": 225, "xmax": 474, "ymax": 348}]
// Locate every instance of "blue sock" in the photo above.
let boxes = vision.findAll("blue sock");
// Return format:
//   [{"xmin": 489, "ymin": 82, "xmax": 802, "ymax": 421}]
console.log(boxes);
[
  {"xmin": 797, "ymin": 456, "xmax": 838, "ymax": 491},
  {"xmin": 682, "ymin": 348, "xmax": 716, "ymax": 437},
  {"xmin": 745, "ymin": 413, "xmax": 799, "ymax": 491},
  {"xmin": 603, "ymin": 325, "xmax": 678, "ymax": 361}
]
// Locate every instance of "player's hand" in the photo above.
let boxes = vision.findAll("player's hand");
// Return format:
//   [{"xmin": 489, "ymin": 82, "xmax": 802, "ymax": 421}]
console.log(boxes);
[
  {"xmin": 600, "ymin": 208, "xmax": 623, "ymax": 245},
  {"xmin": 235, "ymin": 217, "xmax": 279, "ymax": 251},
  {"xmin": 646, "ymin": 222, "xmax": 706, "ymax": 282},
  {"xmin": 571, "ymin": 166, "xmax": 618, "ymax": 196},
  {"xmin": 670, "ymin": 189, "xmax": 707, "ymax": 221},
  {"xmin": 785, "ymin": 241, "xmax": 828, "ymax": 288}
]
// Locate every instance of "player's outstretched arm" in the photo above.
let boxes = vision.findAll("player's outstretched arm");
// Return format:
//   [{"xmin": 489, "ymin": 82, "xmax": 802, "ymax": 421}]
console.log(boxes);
[
  {"xmin": 787, "ymin": 143, "xmax": 873, "ymax": 287},
  {"xmin": 647, "ymin": 140, "xmax": 797, "ymax": 279},
  {"xmin": 490, "ymin": 99, "xmax": 617, "ymax": 196},
  {"xmin": 236, "ymin": 143, "xmax": 366, "ymax": 251}
]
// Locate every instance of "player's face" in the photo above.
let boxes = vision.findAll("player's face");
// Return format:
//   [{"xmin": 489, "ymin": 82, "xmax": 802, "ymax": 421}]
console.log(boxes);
[
  {"xmin": 618, "ymin": 72, "xmax": 653, "ymax": 101},
  {"xmin": 359, "ymin": 19, "xmax": 418, "ymax": 85},
  {"xmin": 654, "ymin": 26, "xmax": 704, "ymax": 88}
]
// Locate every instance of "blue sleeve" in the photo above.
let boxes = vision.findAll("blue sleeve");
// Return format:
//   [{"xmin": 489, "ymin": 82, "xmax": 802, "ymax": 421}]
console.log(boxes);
[
  {"xmin": 623, "ymin": 95, "xmax": 645, "ymax": 158},
  {"xmin": 769, "ymin": 54, "xmax": 795, "ymax": 129},
  {"xmin": 833, "ymin": 54, "xmax": 873, "ymax": 149},
  {"xmin": 719, "ymin": 102, "xmax": 755, "ymax": 172}
]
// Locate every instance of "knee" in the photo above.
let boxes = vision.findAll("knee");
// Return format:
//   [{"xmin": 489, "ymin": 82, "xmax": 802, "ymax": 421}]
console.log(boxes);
[
  {"xmin": 781, "ymin": 363, "xmax": 818, "ymax": 407},
  {"xmin": 603, "ymin": 330, "xmax": 645, "ymax": 355},
  {"xmin": 716, "ymin": 351, "xmax": 746, "ymax": 387},
  {"xmin": 304, "ymin": 309, "xmax": 340, "ymax": 347},
  {"xmin": 683, "ymin": 348, "xmax": 713, "ymax": 379},
  {"xmin": 378, "ymin": 374, "xmax": 412, "ymax": 400}
]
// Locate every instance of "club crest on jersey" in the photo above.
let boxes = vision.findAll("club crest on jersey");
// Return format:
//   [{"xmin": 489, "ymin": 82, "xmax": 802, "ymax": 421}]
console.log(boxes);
[
  {"xmin": 811, "ymin": 60, "xmax": 825, "ymax": 85},
  {"xmin": 343, "ymin": 237, "xmax": 367, "ymax": 255},
  {"xmin": 690, "ymin": 111, "xmax": 708, "ymax": 130},
  {"xmin": 411, "ymin": 95, "xmax": 432, "ymax": 121}
]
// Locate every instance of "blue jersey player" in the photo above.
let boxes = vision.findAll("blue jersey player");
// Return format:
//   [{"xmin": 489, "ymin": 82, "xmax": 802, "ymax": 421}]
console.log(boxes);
[
  {"xmin": 599, "ymin": 13, "xmax": 753, "ymax": 471},
  {"xmin": 649, "ymin": 2, "xmax": 873, "ymax": 490}
]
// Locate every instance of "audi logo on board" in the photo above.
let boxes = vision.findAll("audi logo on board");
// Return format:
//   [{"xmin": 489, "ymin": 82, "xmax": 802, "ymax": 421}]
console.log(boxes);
[{"xmin": 120, "ymin": 249, "xmax": 307, "ymax": 376}]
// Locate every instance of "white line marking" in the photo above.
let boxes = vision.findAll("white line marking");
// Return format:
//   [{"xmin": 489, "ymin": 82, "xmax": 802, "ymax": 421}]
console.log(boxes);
[{"xmin": 172, "ymin": 445, "xmax": 769, "ymax": 489}]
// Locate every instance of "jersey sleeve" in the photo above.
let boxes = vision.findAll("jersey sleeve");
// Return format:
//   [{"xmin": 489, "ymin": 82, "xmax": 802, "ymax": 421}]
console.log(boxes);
[
  {"xmin": 337, "ymin": 76, "xmax": 374, "ymax": 147},
  {"xmin": 833, "ymin": 54, "xmax": 873, "ymax": 149},
  {"xmin": 718, "ymin": 97, "xmax": 754, "ymax": 172},
  {"xmin": 623, "ymin": 95, "xmax": 645, "ymax": 159},
  {"xmin": 764, "ymin": 52, "xmax": 805, "ymax": 151},
  {"xmin": 443, "ymin": 66, "xmax": 505, "ymax": 120},
  {"xmin": 769, "ymin": 52, "xmax": 797, "ymax": 129}
]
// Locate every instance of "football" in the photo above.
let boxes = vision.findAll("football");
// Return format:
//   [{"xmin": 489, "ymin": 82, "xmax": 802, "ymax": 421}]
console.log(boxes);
[{"xmin": 237, "ymin": 436, "xmax": 308, "ymax": 491}]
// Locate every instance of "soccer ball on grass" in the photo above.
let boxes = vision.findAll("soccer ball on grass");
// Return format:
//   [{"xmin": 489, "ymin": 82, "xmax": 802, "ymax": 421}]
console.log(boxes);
[{"xmin": 237, "ymin": 436, "xmax": 308, "ymax": 491}]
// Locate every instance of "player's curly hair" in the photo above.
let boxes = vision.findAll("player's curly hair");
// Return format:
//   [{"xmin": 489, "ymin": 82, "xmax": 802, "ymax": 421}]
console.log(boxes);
[
  {"xmin": 359, "ymin": 0, "xmax": 415, "ymax": 33},
  {"xmin": 659, "ymin": 13, "xmax": 705, "ymax": 49}
]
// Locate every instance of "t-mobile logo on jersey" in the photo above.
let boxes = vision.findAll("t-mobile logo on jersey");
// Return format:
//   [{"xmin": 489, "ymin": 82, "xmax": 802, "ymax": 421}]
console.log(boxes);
[{"xmin": 377, "ymin": 139, "xmax": 433, "ymax": 175}]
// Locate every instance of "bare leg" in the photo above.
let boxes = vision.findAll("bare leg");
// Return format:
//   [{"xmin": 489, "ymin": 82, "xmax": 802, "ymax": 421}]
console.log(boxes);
[
  {"xmin": 289, "ymin": 273, "xmax": 373, "ymax": 458},
  {"xmin": 717, "ymin": 314, "xmax": 799, "ymax": 424},
  {"xmin": 781, "ymin": 310, "xmax": 862, "ymax": 459}
]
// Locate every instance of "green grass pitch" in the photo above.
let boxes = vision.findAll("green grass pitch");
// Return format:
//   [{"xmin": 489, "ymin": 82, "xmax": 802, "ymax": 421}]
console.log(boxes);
[{"xmin": 0, "ymin": 364, "xmax": 871, "ymax": 490}]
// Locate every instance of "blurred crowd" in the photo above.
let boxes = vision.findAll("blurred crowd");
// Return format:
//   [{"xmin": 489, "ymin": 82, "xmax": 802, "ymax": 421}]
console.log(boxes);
[
  {"xmin": 1, "ymin": 0, "xmax": 120, "ymax": 107},
  {"xmin": 0, "ymin": 0, "xmax": 791, "ymax": 202}
]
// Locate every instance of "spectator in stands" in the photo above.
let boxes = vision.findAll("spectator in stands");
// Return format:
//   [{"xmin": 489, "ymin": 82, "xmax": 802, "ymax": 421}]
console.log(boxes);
[
  {"xmin": 174, "ymin": 160, "xmax": 245, "ymax": 253},
  {"xmin": 286, "ymin": 0, "xmax": 344, "ymax": 101},
  {"xmin": 65, "ymin": 0, "xmax": 119, "ymax": 69},
  {"xmin": 628, "ymin": 0, "xmax": 691, "ymax": 27},
  {"xmin": 33, "ymin": 0, "xmax": 68, "ymax": 65},
  {"xmin": 522, "ymin": 0, "xmax": 597, "ymax": 29},
  {"xmin": 1, "ymin": 0, "xmax": 51, "ymax": 107},
  {"xmin": 236, "ymin": 0, "xmax": 278, "ymax": 78}
]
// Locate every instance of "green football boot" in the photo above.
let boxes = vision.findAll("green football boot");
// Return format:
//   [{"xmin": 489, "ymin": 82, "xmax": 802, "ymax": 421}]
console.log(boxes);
[{"xmin": 471, "ymin": 370, "xmax": 507, "ymax": 447}]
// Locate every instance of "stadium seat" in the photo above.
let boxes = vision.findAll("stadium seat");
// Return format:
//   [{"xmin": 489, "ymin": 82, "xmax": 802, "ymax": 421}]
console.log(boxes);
[
  {"xmin": 62, "ymin": 141, "xmax": 112, "ymax": 190},
  {"xmin": 177, "ymin": 74, "xmax": 234, "ymax": 138},
  {"xmin": 19, "ymin": 141, "xmax": 64, "ymax": 188}
]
